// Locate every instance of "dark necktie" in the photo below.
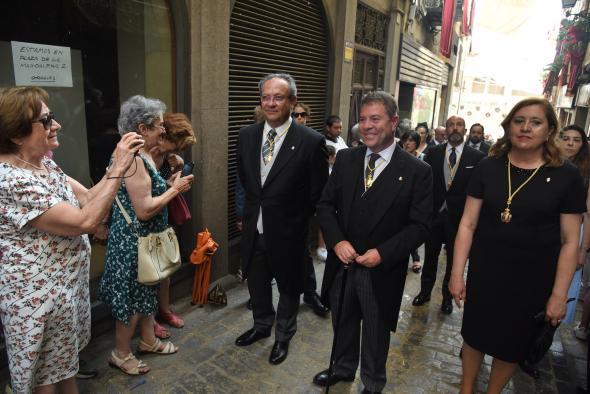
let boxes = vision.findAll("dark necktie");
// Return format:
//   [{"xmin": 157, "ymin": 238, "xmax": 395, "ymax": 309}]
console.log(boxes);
[
  {"xmin": 449, "ymin": 147, "xmax": 457, "ymax": 168},
  {"xmin": 365, "ymin": 153, "xmax": 381, "ymax": 189},
  {"xmin": 262, "ymin": 129, "xmax": 277, "ymax": 165}
]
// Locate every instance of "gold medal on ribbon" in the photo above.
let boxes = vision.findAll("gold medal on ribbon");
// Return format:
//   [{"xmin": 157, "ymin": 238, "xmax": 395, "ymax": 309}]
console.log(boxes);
[
  {"xmin": 500, "ymin": 207, "xmax": 512, "ymax": 223},
  {"xmin": 366, "ymin": 173, "xmax": 374, "ymax": 188},
  {"xmin": 502, "ymin": 156, "xmax": 542, "ymax": 224}
]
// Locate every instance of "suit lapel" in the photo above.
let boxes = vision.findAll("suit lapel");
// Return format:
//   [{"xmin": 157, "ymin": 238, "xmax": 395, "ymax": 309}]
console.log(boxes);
[
  {"xmin": 263, "ymin": 123, "xmax": 301, "ymax": 188},
  {"xmin": 249, "ymin": 123, "xmax": 264, "ymax": 189},
  {"xmin": 341, "ymin": 147, "xmax": 366, "ymax": 232},
  {"xmin": 363, "ymin": 148, "xmax": 408, "ymax": 234},
  {"xmin": 436, "ymin": 143, "xmax": 447, "ymax": 191}
]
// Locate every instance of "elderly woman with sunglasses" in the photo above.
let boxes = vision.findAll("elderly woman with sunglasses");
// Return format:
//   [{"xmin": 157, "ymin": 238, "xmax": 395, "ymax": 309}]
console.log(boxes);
[
  {"xmin": 0, "ymin": 87, "xmax": 142, "ymax": 393},
  {"xmin": 98, "ymin": 96, "xmax": 193, "ymax": 376}
]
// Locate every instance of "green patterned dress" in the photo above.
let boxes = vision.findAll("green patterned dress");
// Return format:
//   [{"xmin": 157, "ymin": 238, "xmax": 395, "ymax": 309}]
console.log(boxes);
[{"xmin": 99, "ymin": 155, "xmax": 168, "ymax": 324}]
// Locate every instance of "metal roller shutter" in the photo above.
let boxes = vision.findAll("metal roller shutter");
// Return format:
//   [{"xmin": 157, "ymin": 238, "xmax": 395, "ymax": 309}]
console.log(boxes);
[{"xmin": 228, "ymin": 0, "xmax": 329, "ymax": 241}]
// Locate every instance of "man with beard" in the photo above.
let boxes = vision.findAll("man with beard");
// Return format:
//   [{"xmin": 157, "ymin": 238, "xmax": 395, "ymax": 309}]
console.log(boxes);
[
  {"xmin": 467, "ymin": 123, "xmax": 490, "ymax": 154},
  {"xmin": 412, "ymin": 116, "xmax": 485, "ymax": 314}
]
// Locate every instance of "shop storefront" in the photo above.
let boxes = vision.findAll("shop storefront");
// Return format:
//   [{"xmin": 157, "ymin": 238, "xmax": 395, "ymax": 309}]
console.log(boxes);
[
  {"xmin": 397, "ymin": 35, "xmax": 448, "ymax": 128},
  {"xmin": 0, "ymin": 0, "xmax": 189, "ymax": 299}
]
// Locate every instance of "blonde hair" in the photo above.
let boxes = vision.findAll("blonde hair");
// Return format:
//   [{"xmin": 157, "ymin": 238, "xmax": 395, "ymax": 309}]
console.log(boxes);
[{"xmin": 490, "ymin": 98, "xmax": 563, "ymax": 167}]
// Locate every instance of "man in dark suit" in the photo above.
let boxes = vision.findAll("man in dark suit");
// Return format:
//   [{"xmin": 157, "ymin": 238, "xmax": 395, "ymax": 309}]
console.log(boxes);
[
  {"xmin": 412, "ymin": 116, "xmax": 485, "ymax": 314},
  {"xmin": 235, "ymin": 73, "xmax": 328, "ymax": 365},
  {"xmin": 313, "ymin": 91, "xmax": 432, "ymax": 393},
  {"xmin": 467, "ymin": 123, "xmax": 490, "ymax": 154}
]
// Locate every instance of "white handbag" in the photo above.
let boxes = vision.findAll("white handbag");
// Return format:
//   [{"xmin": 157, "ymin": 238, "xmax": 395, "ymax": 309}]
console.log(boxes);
[{"xmin": 115, "ymin": 196, "xmax": 181, "ymax": 285}]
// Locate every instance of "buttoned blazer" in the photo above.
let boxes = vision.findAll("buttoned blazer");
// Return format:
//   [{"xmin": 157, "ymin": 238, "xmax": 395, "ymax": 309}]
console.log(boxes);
[
  {"xmin": 317, "ymin": 146, "xmax": 433, "ymax": 331},
  {"xmin": 425, "ymin": 143, "xmax": 485, "ymax": 224},
  {"xmin": 237, "ymin": 121, "xmax": 328, "ymax": 295}
]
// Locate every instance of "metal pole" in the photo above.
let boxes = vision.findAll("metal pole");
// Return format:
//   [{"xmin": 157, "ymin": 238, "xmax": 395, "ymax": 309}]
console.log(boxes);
[{"xmin": 325, "ymin": 264, "xmax": 350, "ymax": 394}]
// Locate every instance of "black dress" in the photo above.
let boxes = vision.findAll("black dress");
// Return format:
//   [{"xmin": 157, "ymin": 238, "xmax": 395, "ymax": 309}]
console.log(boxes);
[{"xmin": 462, "ymin": 155, "xmax": 586, "ymax": 363}]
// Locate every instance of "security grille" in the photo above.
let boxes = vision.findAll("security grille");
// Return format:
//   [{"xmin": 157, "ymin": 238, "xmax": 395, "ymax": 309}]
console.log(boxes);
[{"xmin": 227, "ymin": 0, "xmax": 330, "ymax": 241}]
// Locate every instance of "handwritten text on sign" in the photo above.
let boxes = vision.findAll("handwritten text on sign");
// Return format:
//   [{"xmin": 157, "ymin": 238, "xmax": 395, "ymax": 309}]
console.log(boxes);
[{"xmin": 11, "ymin": 41, "xmax": 73, "ymax": 87}]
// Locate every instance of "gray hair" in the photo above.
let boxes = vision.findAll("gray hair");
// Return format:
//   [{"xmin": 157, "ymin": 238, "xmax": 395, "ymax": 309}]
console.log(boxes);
[
  {"xmin": 361, "ymin": 91, "xmax": 398, "ymax": 119},
  {"xmin": 258, "ymin": 73, "xmax": 297, "ymax": 98},
  {"xmin": 117, "ymin": 95, "xmax": 167, "ymax": 135}
]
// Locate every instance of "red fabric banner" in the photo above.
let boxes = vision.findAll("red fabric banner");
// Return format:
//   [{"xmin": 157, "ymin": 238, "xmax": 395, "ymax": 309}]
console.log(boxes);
[
  {"xmin": 462, "ymin": 0, "xmax": 469, "ymax": 35},
  {"xmin": 440, "ymin": 0, "xmax": 456, "ymax": 57}
]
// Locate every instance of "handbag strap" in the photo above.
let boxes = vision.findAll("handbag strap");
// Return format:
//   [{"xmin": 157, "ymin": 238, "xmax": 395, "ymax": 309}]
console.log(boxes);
[{"xmin": 115, "ymin": 196, "xmax": 140, "ymax": 236}]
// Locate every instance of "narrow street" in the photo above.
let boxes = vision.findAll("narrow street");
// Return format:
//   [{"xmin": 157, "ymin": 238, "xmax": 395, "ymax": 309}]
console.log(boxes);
[{"xmin": 2, "ymin": 249, "xmax": 582, "ymax": 394}]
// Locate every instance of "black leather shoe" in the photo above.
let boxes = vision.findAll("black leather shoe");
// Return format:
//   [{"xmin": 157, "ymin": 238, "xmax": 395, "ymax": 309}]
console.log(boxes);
[
  {"xmin": 303, "ymin": 292, "xmax": 329, "ymax": 317},
  {"xmin": 312, "ymin": 369, "xmax": 355, "ymax": 386},
  {"xmin": 441, "ymin": 299, "xmax": 453, "ymax": 314},
  {"xmin": 269, "ymin": 341, "xmax": 289, "ymax": 365},
  {"xmin": 235, "ymin": 328, "xmax": 270, "ymax": 346},
  {"xmin": 362, "ymin": 389, "xmax": 381, "ymax": 394},
  {"xmin": 412, "ymin": 293, "xmax": 431, "ymax": 306}
]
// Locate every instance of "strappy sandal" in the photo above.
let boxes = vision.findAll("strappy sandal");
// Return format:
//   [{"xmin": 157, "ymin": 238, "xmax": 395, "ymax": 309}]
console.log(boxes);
[
  {"xmin": 157, "ymin": 310, "xmax": 184, "ymax": 328},
  {"xmin": 137, "ymin": 338, "xmax": 178, "ymax": 355},
  {"xmin": 154, "ymin": 321, "xmax": 171, "ymax": 339},
  {"xmin": 108, "ymin": 351, "xmax": 150, "ymax": 376}
]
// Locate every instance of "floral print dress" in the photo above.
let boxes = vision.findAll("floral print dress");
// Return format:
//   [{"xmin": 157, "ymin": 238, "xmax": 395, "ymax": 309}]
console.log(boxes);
[
  {"xmin": 0, "ymin": 158, "xmax": 91, "ymax": 393},
  {"xmin": 98, "ymin": 155, "xmax": 168, "ymax": 324}
]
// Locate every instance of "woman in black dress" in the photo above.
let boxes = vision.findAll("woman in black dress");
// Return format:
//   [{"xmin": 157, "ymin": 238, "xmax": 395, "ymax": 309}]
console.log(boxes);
[{"xmin": 449, "ymin": 98, "xmax": 586, "ymax": 394}]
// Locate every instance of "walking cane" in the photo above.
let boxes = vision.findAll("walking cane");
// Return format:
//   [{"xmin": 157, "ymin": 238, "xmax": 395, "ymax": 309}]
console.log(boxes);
[{"xmin": 325, "ymin": 263, "xmax": 350, "ymax": 394}]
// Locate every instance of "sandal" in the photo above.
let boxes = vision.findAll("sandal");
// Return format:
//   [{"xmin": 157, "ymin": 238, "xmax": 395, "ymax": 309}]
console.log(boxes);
[
  {"xmin": 108, "ymin": 351, "xmax": 150, "ymax": 376},
  {"xmin": 154, "ymin": 321, "xmax": 171, "ymax": 339},
  {"xmin": 137, "ymin": 338, "xmax": 178, "ymax": 355},
  {"xmin": 157, "ymin": 310, "xmax": 184, "ymax": 328},
  {"xmin": 411, "ymin": 262, "xmax": 422, "ymax": 274}
]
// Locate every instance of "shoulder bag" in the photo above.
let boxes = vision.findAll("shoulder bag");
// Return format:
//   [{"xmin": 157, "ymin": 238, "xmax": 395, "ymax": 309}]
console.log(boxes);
[{"xmin": 115, "ymin": 196, "xmax": 181, "ymax": 285}]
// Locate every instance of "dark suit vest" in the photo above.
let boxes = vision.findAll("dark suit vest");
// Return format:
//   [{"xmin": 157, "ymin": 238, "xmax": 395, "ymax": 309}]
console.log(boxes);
[{"xmin": 347, "ymin": 170, "xmax": 381, "ymax": 254}]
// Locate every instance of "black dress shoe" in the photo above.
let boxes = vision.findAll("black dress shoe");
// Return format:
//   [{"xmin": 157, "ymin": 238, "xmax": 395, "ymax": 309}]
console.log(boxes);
[
  {"xmin": 312, "ymin": 369, "xmax": 355, "ymax": 386},
  {"xmin": 76, "ymin": 367, "xmax": 98, "ymax": 379},
  {"xmin": 441, "ymin": 299, "xmax": 453, "ymax": 314},
  {"xmin": 362, "ymin": 389, "xmax": 381, "ymax": 394},
  {"xmin": 235, "ymin": 328, "xmax": 270, "ymax": 346},
  {"xmin": 412, "ymin": 293, "xmax": 431, "ymax": 306},
  {"xmin": 303, "ymin": 292, "xmax": 329, "ymax": 317},
  {"xmin": 269, "ymin": 341, "xmax": 289, "ymax": 365}
]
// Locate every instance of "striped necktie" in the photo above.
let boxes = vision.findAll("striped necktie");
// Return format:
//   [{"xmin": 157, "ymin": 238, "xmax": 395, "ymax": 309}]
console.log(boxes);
[{"xmin": 262, "ymin": 128, "xmax": 277, "ymax": 165}]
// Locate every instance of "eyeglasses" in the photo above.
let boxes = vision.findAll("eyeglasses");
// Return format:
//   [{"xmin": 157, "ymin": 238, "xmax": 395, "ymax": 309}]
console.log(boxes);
[
  {"xmin": 32, "ymin": 112, "xmax": 56, "ymax": 130},
  {"xmin": 292, "ymin": 112, "xmax": 307, "ymax": 118}
]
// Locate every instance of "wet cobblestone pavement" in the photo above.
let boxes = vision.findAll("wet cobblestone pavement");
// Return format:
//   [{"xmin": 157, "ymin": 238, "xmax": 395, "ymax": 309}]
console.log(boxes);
[{"xmin": 1, "ymin": 248, "xmax": 587, "ymax": 393}]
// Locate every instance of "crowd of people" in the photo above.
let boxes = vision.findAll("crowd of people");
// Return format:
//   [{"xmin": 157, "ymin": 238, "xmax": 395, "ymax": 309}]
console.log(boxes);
[{"xmin": 0, "ymin": 74, "xmax": 588, "ymax": 393}]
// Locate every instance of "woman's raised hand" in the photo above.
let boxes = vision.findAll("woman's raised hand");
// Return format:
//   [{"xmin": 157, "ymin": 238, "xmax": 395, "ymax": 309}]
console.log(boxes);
[
  {"xmin": 110, "ymin": 133, "xmax": 144, "ymax": 176},
  {"xmin": 169, "ymin": 171, "xmax": 194, "ymax": 194}
]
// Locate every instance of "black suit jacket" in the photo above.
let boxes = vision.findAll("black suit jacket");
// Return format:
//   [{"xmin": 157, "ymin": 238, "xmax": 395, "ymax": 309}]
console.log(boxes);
[
  {"xmin": 470, "ymin": 141, "xmax": 490, "ymax": 155},
  {"xmin": 318, "ymin": 146, "xmax": 433, "ymax": 331},
  {"xmin": 425, "ymin": 143, "xmax": 485, "ymax": 224},
  {"xmin": 237, "ymin": 121, "xmax": 328, "ymax": 295}
]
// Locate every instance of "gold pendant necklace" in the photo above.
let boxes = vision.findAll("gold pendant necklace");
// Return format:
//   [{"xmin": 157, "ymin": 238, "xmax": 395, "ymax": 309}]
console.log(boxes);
[
  {"xmin": 501, "ymin": 155, "xmax": 542, "ymax": 223},
  {"xmin": 365, "ymin": 158, "xmax": 385, "ymax": 190}
]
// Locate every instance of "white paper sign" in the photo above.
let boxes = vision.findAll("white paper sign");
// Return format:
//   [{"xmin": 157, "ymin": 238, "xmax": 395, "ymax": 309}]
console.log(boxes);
[{"xmin": 11, "ymin": 41, "xmax": 73, "ymax": 87}]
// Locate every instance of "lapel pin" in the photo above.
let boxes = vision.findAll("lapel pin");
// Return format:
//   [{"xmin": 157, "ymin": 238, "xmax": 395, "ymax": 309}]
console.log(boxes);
[
  {"xmin": 291, "ymin": 146, "xmax": 295, "ymax": 150},
  {"xmin": 399, "ymin": 176, "xmax": 403, "ymax": 181},
  {"xmin": 546, "ymin": 177, "xmax": 551, "ymax": 183}
]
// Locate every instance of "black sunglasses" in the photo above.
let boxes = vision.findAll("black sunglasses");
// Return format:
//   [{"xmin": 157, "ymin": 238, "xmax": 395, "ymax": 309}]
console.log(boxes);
[
  {"xmin": 33, "ymin": 112, "xmax": 56, "ymax": 130},
  {"xmin": 292, "ymin": 112, "xmax": 307, "ymax": 118}
]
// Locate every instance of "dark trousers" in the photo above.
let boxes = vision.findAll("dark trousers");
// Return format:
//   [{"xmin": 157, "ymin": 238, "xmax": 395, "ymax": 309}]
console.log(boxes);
[
  {"xmin": 410, "ymin": 249, "xmax": 420, "ymax": 262},
  {"xmin": 303, "ymin": 255, "xmax": 317, "ymax": 295},
  {"xmin": 420, "ymin": 209, "xmax": 456, "ymax": 301},
  {"xmin": 247, "ymin": 234, "xmax": 300, "ymax": 342},
  {"xmin": 329, "ymin": 266, "xmax": 390, "ymax": 392}
]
